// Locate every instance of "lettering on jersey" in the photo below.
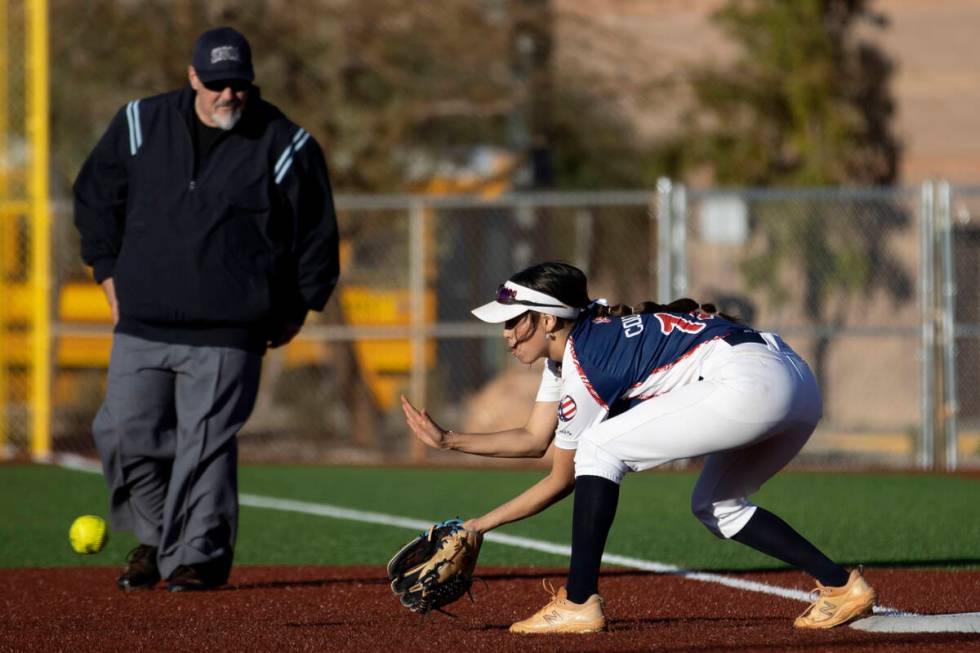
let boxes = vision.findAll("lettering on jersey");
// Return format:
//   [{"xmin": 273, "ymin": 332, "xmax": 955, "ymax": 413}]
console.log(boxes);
[
  {"xmin": 558, "ymin": 395, "xmax": 578, "ymax": 422},
  {"xmin": 654, "ymin": 312, "xmax": 706, "ymax": 335},
  {"xmin": 694, "ymin": 311, "xmax": 716, "ymax": 320},
  {"xmin": 621, "ymin": 314, "xmax": 644, "ymax": 338},
  {"xmin": 592, "ymin": 316, "xmax": 611, "ymax": 324}
]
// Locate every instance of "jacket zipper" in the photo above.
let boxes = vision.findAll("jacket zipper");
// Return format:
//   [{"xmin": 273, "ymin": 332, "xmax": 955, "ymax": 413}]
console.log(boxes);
[
  {"xmin": 188, "ymin": 133, "xmax": 231, "ymax": 192},
  {"xmin": 180, "ymin": 107, "xmax": 230, "ymax": 192},
  {"xmin": 179, "ymin": 109, "xmax": 198, "ymax": 192}
]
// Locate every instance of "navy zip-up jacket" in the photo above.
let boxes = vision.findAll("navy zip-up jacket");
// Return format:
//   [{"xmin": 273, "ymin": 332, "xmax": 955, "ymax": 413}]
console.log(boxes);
[{"xmin": 73, "ymin": 85, "xmax": 339, "ymax": 352}]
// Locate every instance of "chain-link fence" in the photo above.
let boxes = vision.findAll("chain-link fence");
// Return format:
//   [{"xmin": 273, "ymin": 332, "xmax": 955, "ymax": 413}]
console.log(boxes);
[
  {"xmin": 28, "ymin": 184, "xmax": 973, "ymax": 469},
  {"xmin": 46, "ymin": 192, "xmax": 662, "ymax": 464},
  {"xmin": 0, "ymin": 0, "xmax": 51, "ymax": 459},
  {"xmin": 676, "ymin": 186, "xmax": 925, "ymax": 467},
  {"xmin": 0, "ymin": 1, "xmax": 24, "ymax": 457},
  {"xmin": 948, "ymin": 185, "xmax": 980, "ymax": 468}
]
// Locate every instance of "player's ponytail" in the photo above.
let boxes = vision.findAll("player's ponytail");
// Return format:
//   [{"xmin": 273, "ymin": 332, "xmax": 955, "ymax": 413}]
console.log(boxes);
[
  {"xmin": 504, "ymin": 262, "xmax": 740, "ymax": 324},
  {"xmin": 591, "ymin": 303, "xmax": 633, "ymax": 318},
  {"xmin": 590, "ymin": 297, "xmax": 740, "ymax": 323}
]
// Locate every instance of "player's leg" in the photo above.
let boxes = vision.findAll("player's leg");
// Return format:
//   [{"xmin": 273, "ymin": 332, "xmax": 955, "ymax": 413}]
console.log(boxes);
[
  {"xmin": 689, "ymin": 343, "xmax": 876, "ymax": 627},
  {"xmin": 691, "ymin": 425, "xmax": 848, "ymax": 585},
  {"xmin": 565, "ymin": 474, "xmax": 620, "ymax": 604},
  {"xmin": 556, "ymin": 384, "xmax": 754, "ymax": 609},
  {"xmin": 92, "ymin": 333, "xmax": 177, "ymax": 589},
  {"xmin": 692, "ymin": 429, "xmax": 876, "ymax": 628},
  {"xmin": 508, "ymin": 474, "xmax": 614, "ymax": 634},
  {"xmin": 512, "ymin": 349, "xmax": 782, "ymax": 633},
  {"xmin": 563, "ymin": 343, "xmax": 811, "ymax": 601},
  {"xmin": 688, "ymin": 338, "xmax": 840, "ymax": 579},
  {"xmin": 510, "ymin": 429, "xmax": 627, "ymax": 632},
  {"xmin": 158, "ymin": 344, "xmax": 262, "ymax": 590}
]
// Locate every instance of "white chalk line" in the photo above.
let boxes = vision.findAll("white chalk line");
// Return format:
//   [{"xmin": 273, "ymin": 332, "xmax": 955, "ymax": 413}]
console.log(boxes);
[
  {"xmin": 52, "ymin": 454, "xmax": 895, "ymax": 609},
  {"xmin": 236, "ymin": 492, "xmax": 905, "ymax": 615},
  {"xmin": 58, "ymin": 454, "xmax": 980, "ymax": 631}
]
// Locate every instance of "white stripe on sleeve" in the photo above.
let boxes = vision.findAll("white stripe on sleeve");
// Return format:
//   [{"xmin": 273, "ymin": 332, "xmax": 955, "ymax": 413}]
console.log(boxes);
[
  {"xmin": 274, "ymin": 128, "xmax": 312, "ymax": 184},
  {"xmin": 125, "ymin": 100, "xmax": 143, "ymax": 156}
]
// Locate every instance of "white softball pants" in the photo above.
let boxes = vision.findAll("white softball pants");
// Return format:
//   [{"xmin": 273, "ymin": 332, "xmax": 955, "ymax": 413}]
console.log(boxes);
[{"xmin": 573, "ymin": 335, "xmax": 822, "ymax": 538}]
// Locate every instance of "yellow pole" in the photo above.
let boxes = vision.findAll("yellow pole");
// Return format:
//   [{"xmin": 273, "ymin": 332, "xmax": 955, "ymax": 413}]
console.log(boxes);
[
  {"xmin": 0, "ymin": 0, "xmax": 8, "ymax": 454},
  {"xmin": 27, "ymin": 0, "xmax": 51, "ymax": 460}
]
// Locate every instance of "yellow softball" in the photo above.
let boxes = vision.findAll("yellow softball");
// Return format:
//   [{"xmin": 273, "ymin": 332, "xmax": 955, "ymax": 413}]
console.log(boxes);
[{"xmin": 69, "ymin": 515, "xmax": 108, "ymax": 554}]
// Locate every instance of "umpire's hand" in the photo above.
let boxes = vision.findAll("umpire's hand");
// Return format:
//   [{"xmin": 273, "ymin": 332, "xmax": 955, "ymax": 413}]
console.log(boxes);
[
  {"xmin": 268, "ymin": 322, "xmax": 302, "ymax": 348},
  {"xmin": 101, "ymin": 278, "xmax": 119, "ymax": 326}
]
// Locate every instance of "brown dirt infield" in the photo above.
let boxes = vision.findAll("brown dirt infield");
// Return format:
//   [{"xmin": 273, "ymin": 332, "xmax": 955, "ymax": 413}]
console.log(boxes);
[{"xmin": 2, "ymin": 566, "xmax": 979, "ymax": 652}]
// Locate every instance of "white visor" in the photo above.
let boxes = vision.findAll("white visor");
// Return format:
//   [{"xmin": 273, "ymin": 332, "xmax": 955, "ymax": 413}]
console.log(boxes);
[{"xmin": 471, "ymin": 280, "xmax": 582, "ymax": 323}]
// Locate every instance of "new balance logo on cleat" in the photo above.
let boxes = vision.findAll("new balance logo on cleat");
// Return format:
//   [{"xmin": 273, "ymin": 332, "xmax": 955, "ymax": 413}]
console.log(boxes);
[
  {"xmin": 794, "ymin": 568, "xmax": 877, "ymax": 629},
  {"xmin": 818, "ymin": 601, "xmax": 839, "ymax": 617},
  {"xmin": 509, "ymin": 582, "xmax": 607, "ymax": 634}
]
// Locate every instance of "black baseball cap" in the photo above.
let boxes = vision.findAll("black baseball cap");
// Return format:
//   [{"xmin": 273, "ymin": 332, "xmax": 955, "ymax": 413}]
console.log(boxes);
[{"xmin": 191, "ymin": 27, "xmax": 254, "ymax": 83}]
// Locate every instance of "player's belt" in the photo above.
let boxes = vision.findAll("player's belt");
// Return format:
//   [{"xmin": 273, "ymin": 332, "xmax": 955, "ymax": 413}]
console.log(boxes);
[{"xmin": 722, "ymin": 330, "xmax": 766, "ymax": 347}]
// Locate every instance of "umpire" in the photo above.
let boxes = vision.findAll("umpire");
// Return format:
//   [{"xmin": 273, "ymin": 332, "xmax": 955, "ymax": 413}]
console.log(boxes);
[{"xmin": 73, "ymin": 27, "xmax": 339, "ymax": 591}]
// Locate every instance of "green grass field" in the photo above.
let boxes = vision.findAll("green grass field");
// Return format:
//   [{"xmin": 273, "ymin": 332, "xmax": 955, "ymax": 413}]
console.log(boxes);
[{"xmin": 2, "ymin": 463, "xmax": 978, "ymax": 571}]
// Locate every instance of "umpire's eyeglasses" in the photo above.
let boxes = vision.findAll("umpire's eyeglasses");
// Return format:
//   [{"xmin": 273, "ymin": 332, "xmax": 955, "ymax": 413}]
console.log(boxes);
[{"xmin": 203, "ymin": 79, "xmax": 251, "ymax": 93}]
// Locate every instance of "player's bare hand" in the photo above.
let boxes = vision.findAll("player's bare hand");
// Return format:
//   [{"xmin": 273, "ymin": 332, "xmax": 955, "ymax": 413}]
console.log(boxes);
[{"xmin": 400, "ymin": 395, "xmax": 451, "ymax": 450}]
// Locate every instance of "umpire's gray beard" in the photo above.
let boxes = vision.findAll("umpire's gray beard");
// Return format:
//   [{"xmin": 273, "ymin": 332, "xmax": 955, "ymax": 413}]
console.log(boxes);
[{"xmin": 212, "ymin": 106, "xmax": 243, "ymax": 131}]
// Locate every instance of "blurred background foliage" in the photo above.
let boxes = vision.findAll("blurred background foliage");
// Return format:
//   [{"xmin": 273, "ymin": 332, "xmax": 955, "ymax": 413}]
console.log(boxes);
[
  {"xmin": 679, "ymin": 0, "xmax": 899, "ymax": 186},
  {"xmin": 50, "ymin": 0, "xmax": 667, "ymax": 194},
  {"xmin": 50, "ymin": 0, "xmax": 898, "ymax": 196}
]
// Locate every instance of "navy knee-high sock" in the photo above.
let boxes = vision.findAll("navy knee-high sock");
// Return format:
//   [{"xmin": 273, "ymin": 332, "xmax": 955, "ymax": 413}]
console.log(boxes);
[
  {"xmin": 565, "ymin": 475, "xmax": 620, "ymax": 604},
  {"xmin": 732, "ymin": 507, "xmax": 849, "ymax": 587}
]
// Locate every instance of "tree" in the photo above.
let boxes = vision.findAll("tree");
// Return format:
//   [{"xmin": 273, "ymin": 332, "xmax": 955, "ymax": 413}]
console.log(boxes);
[
  {"xmin": 682, "ymin": 0, "xmax": 898, "ymax": 186},
  {"xmin": 51, "ymin": 0, "xmax": 661, "ymax": 194},
  {"xmin": 677, "ymin": 0, "xmax": 909, "ymax": 399}
]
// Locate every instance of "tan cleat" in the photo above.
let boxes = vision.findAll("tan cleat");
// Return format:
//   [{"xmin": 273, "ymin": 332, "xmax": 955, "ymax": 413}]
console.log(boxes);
[
  {"xmin": 794, "ymin": 568, "xmax": 877, "ymax": 629},
  {"xmin": 509, "ymin": 580, "xmax": 606, "ymax": 634}
]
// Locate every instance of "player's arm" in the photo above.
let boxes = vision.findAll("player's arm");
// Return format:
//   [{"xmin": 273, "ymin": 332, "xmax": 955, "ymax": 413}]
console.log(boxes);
[
  {"xmin": 400, "ymin": 395, "xmax": 558, "ymax": 458},
  {"xmin": 463, "ymin": 445, "xmax": 575, "ymax": 534},
  {"xmin": 456, "ymin": 378, "xmax": 608, "ymax": 534}
]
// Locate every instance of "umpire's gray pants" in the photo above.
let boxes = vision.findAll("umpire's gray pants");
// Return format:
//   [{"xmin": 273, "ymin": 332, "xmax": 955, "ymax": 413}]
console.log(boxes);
[{"xmin": 92, "ymin": 333, "xmax": 262, "ymax": 581}]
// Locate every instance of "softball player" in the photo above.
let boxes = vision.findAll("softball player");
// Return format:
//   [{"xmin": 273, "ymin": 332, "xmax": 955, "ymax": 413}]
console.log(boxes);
[{"xmin": 401, "ymin": 261, "xmax": 876, "ymax": 633}]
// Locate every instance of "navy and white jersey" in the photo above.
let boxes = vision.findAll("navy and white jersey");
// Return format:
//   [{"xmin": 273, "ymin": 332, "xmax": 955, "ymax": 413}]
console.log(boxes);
[{"xmin": 537, "ymin": 310, "xmax": 752, "ymax": 449}]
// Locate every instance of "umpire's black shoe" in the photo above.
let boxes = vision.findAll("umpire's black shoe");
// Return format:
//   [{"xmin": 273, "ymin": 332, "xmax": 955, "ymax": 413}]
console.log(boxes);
[
  {"xmin": 117, "ymin": 544, "xmax": 160, "ymax": 591},
  {"xmin": 166, "ymin": 564, "xmax": 225, "ymax": 592}
]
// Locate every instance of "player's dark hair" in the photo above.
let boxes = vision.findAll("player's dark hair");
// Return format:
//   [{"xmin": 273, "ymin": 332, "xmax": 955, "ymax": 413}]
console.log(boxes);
[
  {"xmin": 507, "ymin": 262, "xmax": 591, "ymax": 335},
  {"xmin": 508, "ymin": 261, "xmax": 592, "ymax": 309},
  {"xmin": 508, "ymin": 261, "xmax": 739, "ymax": 324}
]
